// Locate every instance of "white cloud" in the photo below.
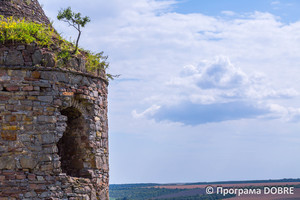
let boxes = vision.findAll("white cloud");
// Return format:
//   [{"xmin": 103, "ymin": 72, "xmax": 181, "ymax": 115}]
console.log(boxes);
[
  {"xmin": 221, "ymin": 11, "xmax": 236, "ymax": 16},
  {"xmin": 134, "ymin": 56, "xmax": 299, "ymax": 125},
  {"xmin": 271, "ymin": 1, "xmax": 280, "ymax": 5},
  {"xmin": 192, "ymin": 56, "xmax": 248, "ymax": 90},
  {"xmin": 168, "ymin": 56, "xmax": 297, "ymax": 102},
  {"xmin": 132, "ymin": 105, "xmax": 161, "ymax": 119},
  {"xmin": 267, "ymin": 104, "xmax": 300, "ymax": 122}
]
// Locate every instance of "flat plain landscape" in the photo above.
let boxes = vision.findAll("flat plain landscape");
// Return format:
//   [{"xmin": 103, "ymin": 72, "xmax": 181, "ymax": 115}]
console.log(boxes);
[{"xmin": 110, "ymin": 180, "xmax": 300, "ymax": 200}]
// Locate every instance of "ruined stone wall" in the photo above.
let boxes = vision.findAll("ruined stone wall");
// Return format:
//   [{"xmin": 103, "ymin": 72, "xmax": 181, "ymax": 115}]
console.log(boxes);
[
  {"xmin": 0, "ymin": 0, "xmax": 50, "ymax": 25},
  {"xmin": 0, "ymin": 45, "xmax": 109, "ymax": 199}
]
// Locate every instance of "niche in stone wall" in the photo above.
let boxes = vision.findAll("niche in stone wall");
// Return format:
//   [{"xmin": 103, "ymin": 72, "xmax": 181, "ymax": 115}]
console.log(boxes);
[{"xmin": 57, "ymin": 106, "xmax": 90, "ymax": 178}]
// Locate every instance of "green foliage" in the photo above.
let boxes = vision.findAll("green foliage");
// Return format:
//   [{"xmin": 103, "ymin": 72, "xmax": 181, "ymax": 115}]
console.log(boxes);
[
  {"xmin": 85, "ymin": 50, "xmax": 119, "ymax": 80},
  {"xmin": 57, "ymin": 7, "xmax": 90, "ymax": 53},
  {"xmin": 85, "ymin": 51, "xmax": 108, "ymax": 71},
  {"xmin": 56, "ymin": 39, "xmax": 73, "ymax": 62},
  {"xmin": 57, "ymin": 7, "xmax": 90, "ymax": 28},
  {"xmin": 0, "ymin": 15, "xmax": 54, "ymax": 46},
  {"xmin": 56, "ymin": 7, "xmax": 116, "ymax": 80},
  {"xmin": 0, "ymin": 15, "xmax": 115, "ymax": 81}
]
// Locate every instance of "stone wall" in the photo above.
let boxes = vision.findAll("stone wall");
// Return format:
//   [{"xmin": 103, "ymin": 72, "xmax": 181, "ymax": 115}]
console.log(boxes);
[
  {"xmin": 0, "ymin": 65, "xmax": 109, "ymax": 199},
  {"xmin": 0, "ymin": 43, "xmax": 87, "ymax": 70},
  {"xmin": 0, "ymin": 43, "xmax": 104, "ymax": 78},
  {"xmin": 0, "ymin": 0, "xmax": 50, "ymax": 25}
]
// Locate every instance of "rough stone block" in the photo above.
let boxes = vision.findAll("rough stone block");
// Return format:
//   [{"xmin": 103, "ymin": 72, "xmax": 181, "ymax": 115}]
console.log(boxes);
[
  {"xmin": 32, "ymin": 50, "xmax": 42, "ymax": 65},
  {"xmin": 5, "ymin": 115, "xmax": 17, "ymax": 122},
  {"xmin": 6, "ymin": 86, "xmax": 20, "ymax": 91},
  {"xmin": 22, "ymin": 86, "xmax": 34, "ymax": 91},
  {"xmin": 16, "ymin": 45, "xmax": 25, "ymax": 50},
  {"xmin": 38, "ymin": 96, "xmax": 53, "ymax": 102},
  {"xmin": 0, "ymin": 156, "xmax": 15, "ymax": 169},
  {"xmin": 0, "ymin": 96, "xmax": 9, "ymax": 101},
  {"xmin": 37, "ymin": 176, "xmax": 44, "ymax": 181},
  {"xmin": 41, "ymin": 133, "xmax": 56, "ymax": 144},
  {"xmin": 38, "ymin": 116, "xmax": 57, "ymax": 123},
  {"xmin": 32, "ymin": 71, "xmax": 40, "ymax": 79},
  {"xmin": 16, "ymin": 174, "xmax": 26, "ymax": 180},
  {"xmin": 1, "ymin": 132, "xmax": 17, "ymax": 141},
  {"xmin": 42, "ymin": 52, "xmax": 56, "ymax": 67},
  {"xmin": 40, "ymin": 164, "xmax": 53, "ymax": 171},
  {"xmin": 0, "ymin": 175, "xmax": 5, "ymax": 181},
  {"xmin": 0, "ymin": 75, "xmax": 11, "ymax": 82},
  {"xmin": 40, "ymin": 155, "xmax": 52, "ymax": 162},
  {"xmin": 62, "ymin": 92, "xmax": 74, "ymax": 96},
  {"xmin": 2, "ymin": 125, "xmax": 19, "ymax": 131},
  {"xmin": 27, "ymin": 174, "xmax": 36, "ymax": 180},
  {"xmin": 5, "ymin": 50, "xmax": 24, "ymax": 66},
  {"xmin": 20, "ymin": 156, "xmax": 37, "ymax": 169},
  {"xmin": 26, "ymin": 43, "xmax": 37, "ymax": 53}
]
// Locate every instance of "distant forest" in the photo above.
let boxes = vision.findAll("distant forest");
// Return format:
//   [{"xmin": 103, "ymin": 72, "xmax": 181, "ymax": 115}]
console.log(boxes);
[{"xmin": 109, "ymin": 184, "xmax": 234, "ymax": 200}]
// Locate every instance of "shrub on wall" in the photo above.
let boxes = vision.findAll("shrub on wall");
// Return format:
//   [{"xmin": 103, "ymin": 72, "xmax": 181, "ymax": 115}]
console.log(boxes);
[{"xmin": 0, "ymin": 15, "xmax": 116, "ymax": 80}]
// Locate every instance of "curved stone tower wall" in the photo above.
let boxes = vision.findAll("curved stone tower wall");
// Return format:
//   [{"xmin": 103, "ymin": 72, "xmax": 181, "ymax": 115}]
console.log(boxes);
[{"xmin": 0, "ymin": 44, "xmax": 109, "ymax": 199}]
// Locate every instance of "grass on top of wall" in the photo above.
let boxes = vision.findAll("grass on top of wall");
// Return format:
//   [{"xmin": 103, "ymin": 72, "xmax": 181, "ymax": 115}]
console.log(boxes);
[
  {"xmin": 0, "ymin": 15, "xmax": 54, "ymax": 47},
  {"xmin": 0, "ymin": 15, "xmax": 114, "ymax": 80}
]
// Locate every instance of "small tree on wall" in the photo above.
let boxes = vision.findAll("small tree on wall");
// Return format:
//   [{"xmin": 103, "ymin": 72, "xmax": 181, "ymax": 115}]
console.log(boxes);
[{"xmin": 57, "ymin": 7, "xmax": 90, "ymax": 53}]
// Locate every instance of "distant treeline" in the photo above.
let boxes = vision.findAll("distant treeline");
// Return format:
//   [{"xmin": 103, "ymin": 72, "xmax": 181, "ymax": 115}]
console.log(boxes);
[
  {"xmin": 157, "ymin": 193, "xmax": 235, "ymax": 200},
  {"xmin": 110, "ymin": 183, "xmax": 160, "ymax": 190},
  {"xmin": 109, "ymin": 185, "xmax": 186, "ymax": 200},
  {"xmin": 109, "ymin": 185, "xmax": 234, "ymax": 200}
]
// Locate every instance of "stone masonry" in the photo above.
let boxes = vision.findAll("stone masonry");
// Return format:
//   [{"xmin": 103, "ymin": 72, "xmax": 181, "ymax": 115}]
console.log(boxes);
[
  {"xmin": 0, "ymin": 43, "xmax": 109, "ymax": 200},
  {"xmin": 0, "ymin": 0, "xmax": 50, "ymax": 25},
  {"xmin": 0, "ymin": 1, "xmax": 109, "ymax": 199}
]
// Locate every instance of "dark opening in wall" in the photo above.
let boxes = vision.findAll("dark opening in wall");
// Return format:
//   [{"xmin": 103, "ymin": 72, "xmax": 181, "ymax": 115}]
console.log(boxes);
[{"xmin": 57, "ymin": 107, "xmax": 89, "ymax": 178}]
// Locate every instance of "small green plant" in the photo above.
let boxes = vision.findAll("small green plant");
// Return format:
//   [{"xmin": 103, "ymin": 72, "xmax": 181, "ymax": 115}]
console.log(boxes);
[
  {"xmin": 0, "ymin": 15, "xmax": 54, "ymax": 46},
  {"xmin": 57, "ymin": 7, "xmax": 90, "ymax": 53},
  {"xmin": 0, "ymin": 14, "xmax": 116, "ymax": 80},
  {"xmin": 85, "ymin": 51, "xmax": 108, "ymax": 71},
  {"xmin": 56, "ymin": 39, "xmax": 73, "ymax": 62},
  {"xmin": 85, "ymin": 50, "xmax": 119, "ymax": 80}
]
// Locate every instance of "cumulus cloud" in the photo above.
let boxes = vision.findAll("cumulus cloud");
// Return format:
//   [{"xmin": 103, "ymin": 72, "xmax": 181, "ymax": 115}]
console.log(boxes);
[
  {"xmin": 168, "ymin": 56, "xmax": 298, "ymax": 102},
  {"xmin": 192, "ymin": 56, "xmax": 248, "ymax": 90},
  {"xmin": 134, "ymin": 56, "xmax": 299, "ymax": 125}
]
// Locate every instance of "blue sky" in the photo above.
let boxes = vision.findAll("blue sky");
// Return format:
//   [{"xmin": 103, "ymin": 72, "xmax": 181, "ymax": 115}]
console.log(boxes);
[
  {"xmin": 175, "ymin": 0, "xmax": 300, "ymax": 23},
  {"xmin": 40, "ymin": 0, "xmax": 300, "ymax": 184}
]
